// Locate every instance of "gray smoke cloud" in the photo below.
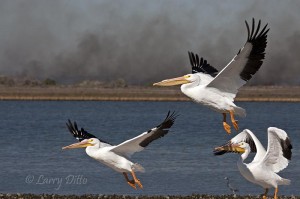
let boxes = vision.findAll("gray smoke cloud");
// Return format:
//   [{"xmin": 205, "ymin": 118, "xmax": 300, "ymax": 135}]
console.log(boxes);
[{"xmin": 0, "ymin": 0, "xmax": 299, "ymax": 85}]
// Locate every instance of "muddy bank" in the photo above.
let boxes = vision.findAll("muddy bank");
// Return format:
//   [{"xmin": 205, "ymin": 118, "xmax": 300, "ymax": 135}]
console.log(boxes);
[
  {"xmin": 0, "ymin": 194, "xmax": 298, "ymax": 199},
  {"xmin": 0, "ymin": 86, "xmax": 299, "ymax": 102}
]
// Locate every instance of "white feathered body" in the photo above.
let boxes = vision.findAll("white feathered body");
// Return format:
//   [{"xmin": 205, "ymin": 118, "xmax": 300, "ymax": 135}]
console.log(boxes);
[
  {"xmin": 181, "ymin": 73, "xmax": 246, "ymax": 117},
  {"xmin": 234, "ymin": 127, "xmax": 292, "ymax": 189},
  {"xmin": 237, "ymin": 157, "xmax": 290, "ymax": 189},
  {"xmin": 86, "ymin": 146, "xmax": 144, "ymax": 173}
]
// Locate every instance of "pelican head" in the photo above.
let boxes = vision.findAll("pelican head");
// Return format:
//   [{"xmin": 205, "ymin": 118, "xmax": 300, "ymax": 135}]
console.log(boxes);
[
  {"xmin": 236, "ymin": 142, "xmax": 250, "ymax": 152},
  {"xmin": 153, "ymin": 74, "xmax": 199, "ymax": 86},
  {"xmin": 62, "ymin": 138, "xmax": 99, "ymax": 150}
]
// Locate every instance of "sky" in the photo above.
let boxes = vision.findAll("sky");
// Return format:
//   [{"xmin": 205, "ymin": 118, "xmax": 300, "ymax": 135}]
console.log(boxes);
[{"xmin": 0, "ymin": 0, "xmax": 299, "ymax": 85}]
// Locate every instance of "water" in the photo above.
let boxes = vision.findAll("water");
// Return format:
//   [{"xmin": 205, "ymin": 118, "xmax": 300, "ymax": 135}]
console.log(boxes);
[{"xmin": 0, "ymin": 101, "xmax": 299, "ymax": 196}]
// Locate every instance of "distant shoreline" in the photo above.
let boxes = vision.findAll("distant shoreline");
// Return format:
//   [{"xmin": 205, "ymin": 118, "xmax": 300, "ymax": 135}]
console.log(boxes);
[{"xmin": 0, "ymin": 86, "xmax": 299, "ymax": 102}]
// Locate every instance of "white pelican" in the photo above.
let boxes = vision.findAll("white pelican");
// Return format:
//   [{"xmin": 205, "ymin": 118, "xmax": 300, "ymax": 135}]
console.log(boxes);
[
  {"xmin": 214, "ymin": 127, "xmax": 292, "ymax": 199},
  {"xmin": 153, "ymin": 19, "xmax": 269, "ymax": 134},
  {"xmin": 62, "ymin": 111, "xmax": 177, "ymax": 189}
]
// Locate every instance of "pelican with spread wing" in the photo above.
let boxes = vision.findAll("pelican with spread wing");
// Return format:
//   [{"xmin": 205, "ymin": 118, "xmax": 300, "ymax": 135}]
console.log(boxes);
[
  {"xmin": 154, "ymin": 19, "xmax": 269, "ymax": 134},
  {"xmin": 214, "ymin": 128, "xmax": 292, "ymax": 199},
  {"xmin": 62, "ymin": 111, "xmax": 177, "ymax": 189}
]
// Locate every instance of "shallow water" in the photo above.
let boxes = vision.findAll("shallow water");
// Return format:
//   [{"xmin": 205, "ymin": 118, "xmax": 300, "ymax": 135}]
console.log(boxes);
[{"xmin": 0, "ymin": 101, "xmax": 299, "ymax": 195}]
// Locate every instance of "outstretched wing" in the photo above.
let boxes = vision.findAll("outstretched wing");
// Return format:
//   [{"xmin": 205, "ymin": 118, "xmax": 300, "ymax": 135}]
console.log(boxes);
[
  {"xmin": 189, "ymin": 51, "xmax": 218, "ymax": 77},
  {"xmin": 110, "ymin": 111, "xmax": 177, "ymax": 158},
  {"xmin": 207, "ymin": 18, "xmax": 269, "ymax": 100},
  {"xmin": 66, "ymin": 120, "xmax": 98, "ymax": 142},
  {"xmin": 261, "ymin": 127, "xmax": 292, "ymax": 173}
]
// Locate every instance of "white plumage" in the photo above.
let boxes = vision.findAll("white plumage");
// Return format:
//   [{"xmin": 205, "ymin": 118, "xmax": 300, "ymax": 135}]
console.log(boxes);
[
  {"xmin": 154, "ymin": 19, "xmax": 269, "ymax": 134},
  {"xmin": 62, "ymin": 111, "xmax": 177, "ymax": 189},
  {"xmin": 214, "ymin": 127, "xmax": 292, "ymax": 199}
]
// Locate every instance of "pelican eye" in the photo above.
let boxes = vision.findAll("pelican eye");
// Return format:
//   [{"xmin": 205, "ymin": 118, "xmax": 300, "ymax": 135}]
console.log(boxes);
[
  {"xmin": 89, "ymin": 139, "xmax": 94, "ymax": 142},
  {"xmin": 184, "ymin": 75, "xmax": 191, "ymax": 78}
]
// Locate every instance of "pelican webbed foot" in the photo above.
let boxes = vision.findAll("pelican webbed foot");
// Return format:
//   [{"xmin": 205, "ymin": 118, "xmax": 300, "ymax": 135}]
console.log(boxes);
[
  {"xmin": 131, "ymin": 170, "xmax": 143, "ymax": 189},
  {"xmin": 229, "ymin": 110, "xmax": 239, "ymax": 131},
  {"xmin": 123, "ymin": 172, "xmax": 137, "ymax": 189},
  {"xmin": 127, "ymin": 181, "xmax": 137, "ymax": 189},
  {"xmin": 135, "ymin": 179, "xmax": 143, "ymax": 189},
  {"xmin": 223, "ymin": 113, "xmax": 231, "ymax": 134}
]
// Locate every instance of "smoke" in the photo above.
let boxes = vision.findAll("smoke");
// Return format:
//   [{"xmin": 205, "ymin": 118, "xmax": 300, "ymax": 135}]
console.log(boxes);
[{"xmin": 0, "ymin": 0, "xmax": 299, "ymax": 85}]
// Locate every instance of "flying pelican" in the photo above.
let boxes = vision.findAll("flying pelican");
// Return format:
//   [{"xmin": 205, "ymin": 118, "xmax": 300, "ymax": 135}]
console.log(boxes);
[
  {"xmin": 153, "ymin": 18, "xmax": 269, "ymax": 134},
  {"xmin": 214, "ymin": 127, "xmax": 292, "ymax": 199},
  {"xmin": 62, "ymin": 111, "xmax": 177, "ymax": 189}
]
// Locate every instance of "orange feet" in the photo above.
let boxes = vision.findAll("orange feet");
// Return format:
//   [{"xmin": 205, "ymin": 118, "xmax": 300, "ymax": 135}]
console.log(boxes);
[
  {"xmin": 274, "ymin": 187, "xmax": 278, "ymax": 199},
  {"xmin": 123, "ymin": 172, "xmax": 137, "ymax": 189},
  {"xmin": 229, "ymin": 110, "xmax": 239, "ymax": 131},
  {"xmin": 223, "ymin": 113, "xmax": 231, "ymax": 134},
  {"xmin": 134, "ymin": 179, "xmax": 143, "ymax": 189},
  {"xmin": 223, "ymin": 122, "xmax": 231, "ymax": 134},
  {"xmin": 122, "ymin": 171, "xmax": 143, "ymax": 189},
  {"xmin": 127, "ymin": 180, "xmax": 137, "ymax": 189},
  {"xmin": 131, "ymin": 170, "xmax": 143, "ymax": 189}
]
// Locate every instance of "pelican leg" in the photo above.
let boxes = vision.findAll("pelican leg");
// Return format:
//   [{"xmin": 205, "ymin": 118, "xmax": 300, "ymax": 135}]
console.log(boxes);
[
  {"xmin": 130, "ymin": 170, "xmax": 143, "ymax": 189},
  {"xmin": 229, "ymin": 110, "xmax": 239, "ymax": 131},
  {"xmin": 262, "ymin": 188, "xmax": 268, "ymax": 199},
  {"xmin": 274, "ymin": 187, "xmax": 278, "ymax": 199},
  {"xmin": 123, "ymin": 172, "xmax": 136, "ymax": 189},
  {"xmin": 223, "ymin": 113, "xmax": 231, "ymax": 134}
]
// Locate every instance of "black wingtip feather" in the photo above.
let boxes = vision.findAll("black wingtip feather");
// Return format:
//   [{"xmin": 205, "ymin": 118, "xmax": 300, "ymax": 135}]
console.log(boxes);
[
  {"xmin": 188, "ymin": 51, "xmax": 193, "ymax": 66},
  {"xmin": 281, "ymin": 137, "xmax": 293, "ymax": 160},
  {"xmin": 239, "ymin": 18, "xmax": 269, "ymax": 81},
  {"xmin": 195, "ymin": 53, "xmax": 199, "ymax": 65},
  {"xmin": 252, "ymin": 20, "xmax": 261, "ymax": 39},
  {"xmin": 245, "ymin": 20, "xmax": 250, "ymax": 41},
  {"xmin": 250, "ymin": 18, "xmax": 255, "ymax": 39},
  {"xmin": 188, "ymin": 51, "xmax": 218, "ymax": 77},
  {"xmin": 139, "ymin": 111, "xmax": 178, "ymax": 148},
  {"xmin": 246, "ymin": 18, "xmax": 269, "ymax": 42},
  {"xmin": 157, "ymin": 111, "xmax": 178, "ymax": 130},
  {"xmin": 65, "ymin": 120, "xmax": 98, "ymax": 142}
]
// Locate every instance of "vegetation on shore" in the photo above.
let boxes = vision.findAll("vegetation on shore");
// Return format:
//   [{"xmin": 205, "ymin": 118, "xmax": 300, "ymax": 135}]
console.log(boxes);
[
  {"xmin": 0, "ymin": 75, "xmax": 300, "ymax": 102},
  {"xmin": 0, "ymin": 75, "xmax": 127, "ymax": 88}
]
